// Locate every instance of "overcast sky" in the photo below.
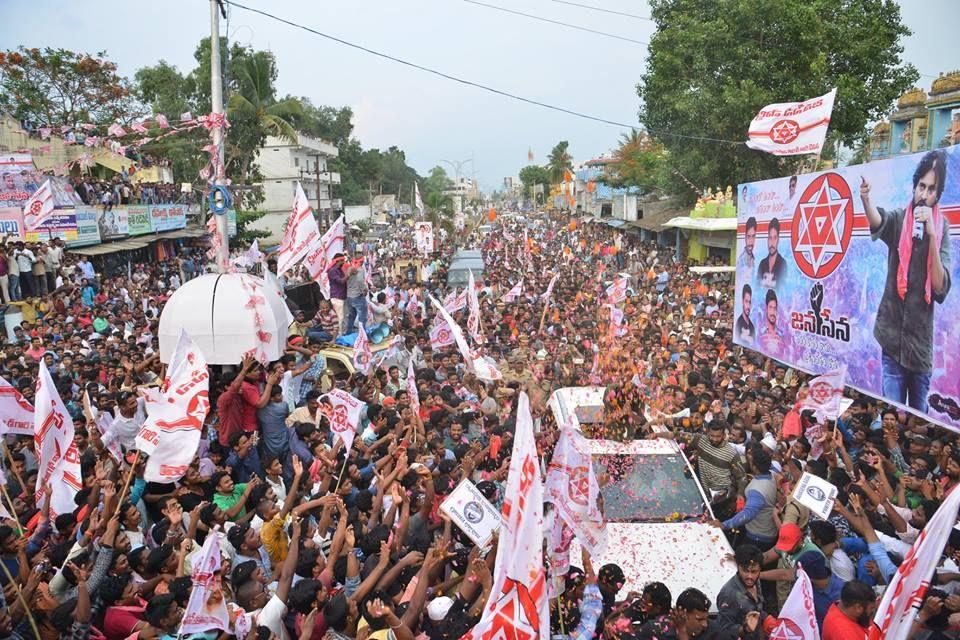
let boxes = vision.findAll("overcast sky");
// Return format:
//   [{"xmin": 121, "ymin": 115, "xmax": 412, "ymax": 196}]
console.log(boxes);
[{"xmin": 0, "ymin": 0, "xmax": 952, "ymax": 191}]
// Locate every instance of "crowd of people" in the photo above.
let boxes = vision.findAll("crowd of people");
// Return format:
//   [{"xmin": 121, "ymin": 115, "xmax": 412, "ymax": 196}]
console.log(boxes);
[
  {"xmin": 72, "ymin": 177, "xmax": 181, "ymax": 208},
  {"xmin": 1, "ymin": 208, "xmax": 960, "ymax": 640}
]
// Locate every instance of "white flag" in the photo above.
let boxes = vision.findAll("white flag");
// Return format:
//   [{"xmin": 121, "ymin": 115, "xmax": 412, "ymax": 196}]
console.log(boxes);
[
  {"xmin": 871, "ymin": 484, "xmax": 960, "ymax": 640},
  {"xmin": 770, "ymin": 565, "xmax": 820, "ymax": 640},
  {"xmin": 406, "ymin": 358, "xmax": 420, "ymax": 416},
  {"xmin": 275, "ymin": 182, "xmax": 322, "ymax": 275},
  {"xmin": 34, "ymin": 361, "xmax": 81, "ymax": 518},
  {"xmin": 608, "ymin": 305, "xmax": 628, "ymax": 339},
  {"xmin": 801, "ymin": 366, "xmax": 847, "ymax": 422},
  {"xmin": 304, "ymin": 214, "xmax": 345, "ymax": 298},
  {"xmin": 442, "ymin": 288, "xmax": 467, "ymax": 313},
  {"xmin": 352, "ymin": 324, "xmax": 373, "ymax": 375},
  {"xmin": 465, "ymin": 393, "xmax": 548, "ymax": 640},
  {"xmin": 321, "ymin": 389, "xmax": 365, "ymax": 454},
  {"xmin": 467, "ymin": 270, "xmax": 483, "ymax": 343},
  {"xmin": 414, "ymin": 182, "xmax": 425, "ymax": 213},
  {"xmin": 429, "ymin": 294, "xmax": 501, "ymax": 382},
  {"xmin": 179, "ymin": 532, "xmax": 230, "ymax": 636},
  {"xmin": 23, "ymin": 180, "xmax": 56, "ymax": 231},
  {"xmin": 540, "ymin": 273, "xmax": 559, "ymax": 302},
  {"xmin": 406, "ymin": 289, "xmax": 420, "ymax": 316},
  {"xmin": 746, "ymin": 88, "xmax": 837, "ymax": 156},
  {"xmin": 545, "ymin": 428, "xmax": 607, "ymax": 556},
  {"xmin": 430, "ymin": 318, "xmax": 456, "ymax": 350},
  {"xmin": 605, "ymin": 277, "xmax": 628, "ymax": 304},
  {"xmin": 501, "ymin": 280, "xmax": 523, "ymax": 303},
  {"xmin": 0, "ymin": 376, "xmax": 34, "ymax": 436},
  {"xmin": 135, "ymin": 330, "xmax": 210, "ymax": 483}
]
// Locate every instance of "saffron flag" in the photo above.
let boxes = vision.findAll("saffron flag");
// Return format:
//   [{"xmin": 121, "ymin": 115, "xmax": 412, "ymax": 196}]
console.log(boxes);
[
  {"xmin": 407, "ymin": 358, "xmax": 420, "ymax": 416},
  {"xmin": 0, "ymin": 376, "xmax": 34, "ymax": 436},
  {"xmin": 353, "ymin": 324, "xmax": 373, "ymax": 375},
  {"xmin": 871, "ymin": 483, "xmax": 960, "ymax": 640},
  {"xmin": 467, "ymin": 270, "xmax": 483, "ymax": 342},
  {"xmin": 304, "ymin": 214, "xmax": 346, "ymax": 298},
  {"xmin": 770, "ymin": 565, "xmax": 820, "ymax": 640},
  {"xmin": 464, "ymin": 392, "xmax": 549, "ymax": 640},
  {"xmin": 136, "ymin": 330, "xmax": 210, "ymax": 483},
  {"xmin": 34, "ymin": 361, "xmax": 82, "ymax": 518},
  {"xmin": 544, "ymin": 428, "xmax": 607, "ymax": 556},
  {"xmin": 502, "ymin": 279, "xmax": 523, "ymax": 303},
  {"xmin": 746, "ymin": 88, "xmax": 837, "ymax": 156},
  {"xmin": 800, "ymin": 366, "xmax": 847, "ymax": 422},
  {"xmin": 23, "ymin": 180, "xmax": 56, "ymax": 230},
  {"xmin": 179, "ymin": 532, "xmax": 230, "ymax": 635},
  {"xmin": 275, "ymin": 182, "xmax": 322, "ymax": 276},
  {"xmin": 321, "ymin": 389, "xmax": 365, "ymax": 454}
]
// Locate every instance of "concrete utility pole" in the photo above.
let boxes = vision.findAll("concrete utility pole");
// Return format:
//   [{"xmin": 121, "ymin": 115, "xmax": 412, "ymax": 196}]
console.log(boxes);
[{"xmin": 210, "ymin": 0, "xmax": 230, "ymax": 272}]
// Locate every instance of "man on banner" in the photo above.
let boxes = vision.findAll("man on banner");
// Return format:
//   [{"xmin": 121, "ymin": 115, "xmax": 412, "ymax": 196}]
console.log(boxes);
[
  {"xmin": 545, "ymin": 427, "xmax": 607, "ymax": 556},
  {"xmin": 320, "ymin": 389, "xmax": 365, "ymax": 453},
  {"xmin": 746, "ymin": 89, "xmax": 837, "ymax": 156},
  {"xmin": 861, "ymin": 149, "xmax": 951, "ymax": 412},
  {"xmin": 735, "ymin": 283, "xmax": 756, "ymax": 345},
  {"xmin": 0, "ymin": 376, "xmax": 34, "ymax": 436},
  {"xmin": 34, "ymin": 360, "xmax": 82, "ymax": 518},
  {"xmin": 135, "ymin": 330, "xmax": 210, "ymax": 483},
  {"xmin": 464, "ymin": 392, "xmax": 549, "ymax": 640},
  {"xmin": 22, "ymin": 179, "xmax": 55, "ymax": 230},
  {"xmin": 352, "ymin": 324, "xmax": 373, "ymax": 375},
  {"xmin": 179, "ymin": 532, "xmax": 230, "ymax": 636},
  {"xmin": 275, "ymin": 183, "xmax": 322, "ymax": 276}
]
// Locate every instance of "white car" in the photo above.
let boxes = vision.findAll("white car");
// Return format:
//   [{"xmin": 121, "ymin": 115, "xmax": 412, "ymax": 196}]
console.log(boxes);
[{"xmin": 548, "ymin": 387, "xmax": 735, "ymax": 610}]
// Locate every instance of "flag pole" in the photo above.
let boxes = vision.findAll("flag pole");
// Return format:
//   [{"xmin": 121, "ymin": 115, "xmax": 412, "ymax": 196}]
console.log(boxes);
[
  {"xmin": 0, "ymin": 484, "xmax": 23, "ymax": 535},
  {"xmin": 113, "ymin": 451, "xmax": 141, "ymax": 517},
  {"xmin": 0, "ymin": 560, "xmax": 41, "ymax": 640}
]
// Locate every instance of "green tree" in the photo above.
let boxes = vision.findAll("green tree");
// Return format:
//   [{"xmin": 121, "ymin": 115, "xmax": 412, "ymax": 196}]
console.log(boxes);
[
  {"xmin": 0, "ymin": 46, "xmax": 141, "ymax": 125},
  {"xmin": 518, "ymin": 164, "xmax": 551, "ymax": 200},
  {"xmin": 235, "ymin": 210, "xmax": 271, "ymax": 244},
  {"xmin": 638, "ymin": 0, "xmax": 917, "ymax": 201},
  {"xmin": 601, "ymin": 129, "xmax": 669, "ymax": 193},
  {"xmin": 546, "ymin": 141, "xmax": 573, "ymax": 184},
  {"xmin": 421, "ymin": 165, "xmax": 453, "ymax": 206},
  {"xmin": 286, "ymin": 97, "xmax": 354, "ymax": 146}
]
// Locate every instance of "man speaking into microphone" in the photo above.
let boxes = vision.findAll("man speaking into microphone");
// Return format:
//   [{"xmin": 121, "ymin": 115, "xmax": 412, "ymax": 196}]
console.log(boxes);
[{"xmin": 861, "ymin": 149, "xmax": 951, "ymax": 411}]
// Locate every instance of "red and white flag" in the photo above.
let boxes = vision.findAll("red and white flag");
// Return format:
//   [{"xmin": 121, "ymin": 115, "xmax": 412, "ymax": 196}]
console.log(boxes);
[
  {"xmin": 406, "ymin": 358, "xmax": 420, "ymax": 416},
  {"xmin": 501, "ymin": 280, "xmax": 523, "ymax": 303},
  {"xmin": 321, "ymin": 389, "xmax": 365, "ymax": 454},
  {"xmin": 605, "ymin": 277, "xmax": 628, "ymax": 304},
  {"xmin": 467, "ymin": 270, "xmax": 483, "ymax": 343},
  {"xmin": 406, "ymin": 289, "xmax": 420, "ymax": 316},
  {"xmin": 770, "ymin": 565, "xmax": 820, "ymax": 640},
  {"xmin": 0, "ymin": 376, "xmax": 34, "ymax": 436},
  {"xmin": 352, "ymin": 324, "xmax": 373, "ymax": 375},
  {"xmin": 414, "ymin": 182, "xmax": 425, "ymax": 213},
  {"xmin": 304, "ymin": 214, "xmax": 345, "ymax": 298},
  {"xmin": 608, "ymin": 305, "xmax": 628, "ymax": 339},
  {"xmin": 275, "ymin": 182, "xmax": 322, "ymax": 276},
  {"xmin": 136, "ymin": 330, "xmax": 210, "ymax": 483},
  {"xmin": 545, "ymin": 428, "xmax": 607, "ymax": 556},
  {"xmin": 155, "ymin": 114, "xmax": 170, "ymax": 129},
  {"xmin": 746, "ymin": 88, "xmax": 837, "ymax": 156},
  {"xmin": 107, "ymin": 123, "xmax": 126, "ymax": 138},
  {"xmin": 546, "ymin": 512, "xmax": 575, "ymax": 598},
  {"xmin": 540, "ymin": 273, "xmax": 559, "ymax": 302},
  {"xmin": 34, "ymin": 361, "xmax": 82, "ymax": 518},
  {"xmin": 801, "ymin": 366, "xmax": 847, "ymax": 422},
  {"xmin": 442, "ymin": 288, "xmax": 467, "ymax": 313},
  {"xmin": 430, "ymin": 318, "xmax": 456, "ymax": 350},
  {"xmin": 465, "ymin": 392, "xmax": 548, "ymax": 640},
  {"xmin": 179, "ymin": 531, "xmax": 230, "ymax": 636},
  {"xmin": 429, "ymin": 294, "xmax": 501, "ymax": 382},
  {"xmin": 871, "ymin": 483, "xmax": 960, "ymax": 640},
  {"xmin": 23, "ymin": 180, "xmax": 56, "ymax": 231}
]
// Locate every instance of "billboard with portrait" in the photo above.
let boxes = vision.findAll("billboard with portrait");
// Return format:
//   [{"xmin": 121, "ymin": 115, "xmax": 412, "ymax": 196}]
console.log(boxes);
[{"xmin": 735, "ymin": 144, "xmax": 960, "ymax": 431}]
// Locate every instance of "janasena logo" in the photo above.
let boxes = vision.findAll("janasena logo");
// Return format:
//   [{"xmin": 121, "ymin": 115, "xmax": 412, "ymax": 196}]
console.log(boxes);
[{"xmin": 791, "ymin": 172, "xmax": 854, "ymax": 279}]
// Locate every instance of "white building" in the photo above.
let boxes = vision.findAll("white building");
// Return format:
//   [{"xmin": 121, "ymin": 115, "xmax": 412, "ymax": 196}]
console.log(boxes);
[{"xmin": 253, "ymin": 133, "xmax": 341, "ymax": 241}]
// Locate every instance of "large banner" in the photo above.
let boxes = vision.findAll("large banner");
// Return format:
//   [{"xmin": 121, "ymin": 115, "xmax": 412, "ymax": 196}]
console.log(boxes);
[
  {"xmin": 128, "ymin": 205, "xmax": 152, "ymax": 235},
  {"xmin": 25, "ymin": 208, "xmax": 100, "ymax": 246},
  {"xmin": 0, "ymin": 208, "xmax": 25, "ymax": 239},
  {"xmin": 95, "ymin": 206, "xmax": 129, "ymax": 239},
  {"xmin": 150, "ymin": 203, "xmax": 187, "ymax": 232},
  {"xmin": 735, "ymin": 145, "xmax": 960, "ymax": 431}
]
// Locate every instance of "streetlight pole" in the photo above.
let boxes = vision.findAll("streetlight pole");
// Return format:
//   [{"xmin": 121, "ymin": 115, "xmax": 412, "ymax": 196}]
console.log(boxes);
[
  {"xmin": 210, "ymin": 0, "xmax": 230, "ymax": 272},
  {"xmin": 440, "ymin": 157, "xmax": 472, "ymax": 212}
]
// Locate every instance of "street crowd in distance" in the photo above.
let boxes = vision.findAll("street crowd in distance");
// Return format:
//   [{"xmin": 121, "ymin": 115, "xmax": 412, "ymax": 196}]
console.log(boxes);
[{"xmin": 3, "ymin": 209, "xmax": 960, "ymax": 640}]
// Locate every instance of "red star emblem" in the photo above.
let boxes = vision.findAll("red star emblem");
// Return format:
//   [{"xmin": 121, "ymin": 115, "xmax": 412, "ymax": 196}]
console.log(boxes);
[
  {"xmin": 481, "ymin": 578, "xmax": 543, "ymax": 640},
  {"xmin": 791, "ymin": 173, "xmax": 853, "ymax": 279},
  {"xmin": 769, "ymin": 619, "xmax": 804, "ymax": 640},
  {"xmin": 770, "ymin": 119, "xmax": 800, "ymax": 144},
  {"xmin": 809, "ymin": 381, "xmax": 835, "ymax": 405}
]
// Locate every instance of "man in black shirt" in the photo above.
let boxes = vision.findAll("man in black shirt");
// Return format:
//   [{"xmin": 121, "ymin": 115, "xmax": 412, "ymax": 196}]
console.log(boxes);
[
  {"xmin": 757, "ymin": 218, "xmax": 786, "ymax": 289},
  {"xmin": 735, "ymin": 284, "xmax": 756, "ymax": 345}
]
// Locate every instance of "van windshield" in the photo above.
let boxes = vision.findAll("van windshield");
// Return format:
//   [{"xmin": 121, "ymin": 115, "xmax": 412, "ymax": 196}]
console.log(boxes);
[{"xmin": 595, "ymin": 453, "xmax": 707, "ymax": 522}]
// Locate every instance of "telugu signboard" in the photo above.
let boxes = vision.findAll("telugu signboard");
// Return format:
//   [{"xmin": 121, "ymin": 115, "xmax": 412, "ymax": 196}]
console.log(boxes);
[
  {"xmin": 735, "ymin": 144, "xmax": 960, "ymax": 431},
  {"xmin": 128, "ymin": 205, "xmax": 152, "ymax": 235}
]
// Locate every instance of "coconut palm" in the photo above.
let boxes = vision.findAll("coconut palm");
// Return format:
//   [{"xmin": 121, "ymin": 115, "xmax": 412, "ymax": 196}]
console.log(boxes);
[{"xmin": 547, "ymin": 140, "xmax": 573, "ymax": 184}]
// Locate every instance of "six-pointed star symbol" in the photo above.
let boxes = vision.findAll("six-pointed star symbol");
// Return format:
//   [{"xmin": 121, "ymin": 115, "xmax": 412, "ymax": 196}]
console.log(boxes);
[
  {"xmin": 794, "ymin": 179, "xmax": 848, "ymax": 275},
  {"xmin": 771, "ymin": 120, "xmax": 799, "ymax": 143}
]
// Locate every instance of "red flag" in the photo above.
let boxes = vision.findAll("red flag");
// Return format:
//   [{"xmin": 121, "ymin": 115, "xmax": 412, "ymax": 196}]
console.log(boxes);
[{"xmin": 770, "ymin": 565, "xmax": 820, "ymax": 640}]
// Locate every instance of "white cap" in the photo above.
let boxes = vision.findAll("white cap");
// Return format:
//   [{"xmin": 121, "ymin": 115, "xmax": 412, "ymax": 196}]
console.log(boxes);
[
  {"xmin": 760, "ymin": 432, "xmax": 778, "ymax": 452},
  {"xmin": 427, "ymin": 596, "xmax": 455, "ymax": 621}
]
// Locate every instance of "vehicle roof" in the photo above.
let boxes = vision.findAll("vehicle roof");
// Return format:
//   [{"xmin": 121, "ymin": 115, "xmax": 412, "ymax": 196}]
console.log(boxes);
[
  {"xmin": 452, "ymin": 249, "xmax": 483, "ymax": 259},
  {"xmin": 448, "ymin": 258, "xmax": 485, "ymax": 270}
]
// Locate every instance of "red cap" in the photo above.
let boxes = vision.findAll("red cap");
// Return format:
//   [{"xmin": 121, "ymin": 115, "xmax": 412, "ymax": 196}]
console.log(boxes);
[{"xmin": 775, "ymin": 523, "xmax": 803, "ymax": 552}]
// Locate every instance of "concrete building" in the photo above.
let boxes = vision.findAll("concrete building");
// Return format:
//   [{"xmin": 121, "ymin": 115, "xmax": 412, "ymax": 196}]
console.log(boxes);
[
  {"xmin": 867, "ymin": 71, "xmax": 960, "ymax": 161},
  {"xmin": 253, "ymin": 133, "xmax": 340, "ymax": 240}
]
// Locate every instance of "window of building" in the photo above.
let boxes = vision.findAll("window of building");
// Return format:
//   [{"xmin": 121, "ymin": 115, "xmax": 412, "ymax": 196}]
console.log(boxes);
[{"xmin": 294, "ymin": 157, "xmax": 300, "ymax": 167}]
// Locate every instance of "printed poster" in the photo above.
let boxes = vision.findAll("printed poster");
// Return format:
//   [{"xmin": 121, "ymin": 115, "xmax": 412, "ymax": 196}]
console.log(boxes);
[
  {"xmin": 128, "ymin": 205, "xmax": 152, "ymax": 235},
  {"xmin": 70, "ymin": 207, "xmax": 101, "ymax": 247},
  {"xmin": 735, "ymin": 144, "xmax": 960, "ymax": 431},
  {"xmin": 149, "ymin": 203, "xmax": 187, "ymax": 232},
  {"xmin": 0, "ymin": 208, "xmax": 25, "ymax": 240},
  {"xmin": 440, "ymin": 479, "xmax": 502, "ymax": 547},
  {"xmin": 93, "ymin": 206, "xmax": 129, "ymax": 240}
]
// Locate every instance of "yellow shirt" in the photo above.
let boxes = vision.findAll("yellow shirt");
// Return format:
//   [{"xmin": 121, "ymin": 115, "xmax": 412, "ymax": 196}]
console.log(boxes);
[{"xmin": 261, "ymin": 515, "xmax": 289, "ymax": 565}]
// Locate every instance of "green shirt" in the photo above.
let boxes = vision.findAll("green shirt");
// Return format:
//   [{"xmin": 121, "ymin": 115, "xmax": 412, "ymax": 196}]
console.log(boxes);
[{"xmin": 213, "ymin": 483, "xmax": 248, "ymax": 520}]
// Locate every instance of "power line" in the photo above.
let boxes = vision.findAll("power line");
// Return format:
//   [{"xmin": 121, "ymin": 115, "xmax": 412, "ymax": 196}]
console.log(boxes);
[
  {"xmin": 223, "ymin": 0, "xmax": 744, "ymax": 145},
  {"xmin": 548, "ymin": 0, "xmax": 652, "ymax": 21},
  {"xmin": 462, "ymin": 0, "xmax": 648, "ymax": 46}
]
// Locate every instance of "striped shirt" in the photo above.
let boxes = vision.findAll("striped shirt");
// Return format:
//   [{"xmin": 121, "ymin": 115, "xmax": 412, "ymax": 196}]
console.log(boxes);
[{"xmin": 686, "ymin": 433, "xmax": 742, "ymax": 494}]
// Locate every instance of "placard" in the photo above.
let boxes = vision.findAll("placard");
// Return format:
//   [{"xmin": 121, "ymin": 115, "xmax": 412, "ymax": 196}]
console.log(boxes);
[
  {"xmin": 440, "ymin": 480, "xmax": 502, "ymax": 548},
  {"xmin": 791, "ymin": 472, "xmax": 837, "ymax": 520},
  {"xmin": 92, "ymin": 206, "xmax": 129, "ymax": 240},
  {"xmin": 0, "ymin": 207, "xmax": 25, "ymax": 239}
]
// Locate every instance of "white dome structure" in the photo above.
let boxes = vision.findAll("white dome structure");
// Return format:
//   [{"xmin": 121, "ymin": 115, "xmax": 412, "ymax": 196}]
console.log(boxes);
[{"xmin": 158, "ymin": 272, "xmax": 293, "ymax": 365}]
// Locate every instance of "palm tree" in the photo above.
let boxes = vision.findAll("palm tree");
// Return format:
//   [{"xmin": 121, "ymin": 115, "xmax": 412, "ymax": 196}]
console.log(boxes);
[
  {"xmin": 547, "ymin": 140, "xmax": 573, "ymax": 184},
  {"xmin": 227, "ymin": 54, "xmax": 303, "ymax": 183}
]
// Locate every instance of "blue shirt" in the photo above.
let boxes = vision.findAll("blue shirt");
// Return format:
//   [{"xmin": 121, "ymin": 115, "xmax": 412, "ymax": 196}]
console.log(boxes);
[
  {"xmin": 812, "ymin": 574, "xmax": 844, "ymax": 628},
  {"xmin": 722, "ymin": 474, "xmax": 773, "ymax": 530}
]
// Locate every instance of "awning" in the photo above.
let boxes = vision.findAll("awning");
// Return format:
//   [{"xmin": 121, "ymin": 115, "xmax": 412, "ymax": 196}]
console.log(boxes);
[
  {"xmin": 68, "ymin": 226, "xmax": 208, "ymax": 256},
  {"xmin": 663, "ymin": 216, "xmax": 739, "ymax": 231},
  {"xmin": 605, "ymin": 219, "xmax": 626, "ymax": 228}
]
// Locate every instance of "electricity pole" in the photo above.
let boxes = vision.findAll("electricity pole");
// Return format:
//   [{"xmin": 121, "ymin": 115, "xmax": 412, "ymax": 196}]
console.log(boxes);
[{"xmin": 210, "ymin": 0, "xmax": 230, "ymax": 271}]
